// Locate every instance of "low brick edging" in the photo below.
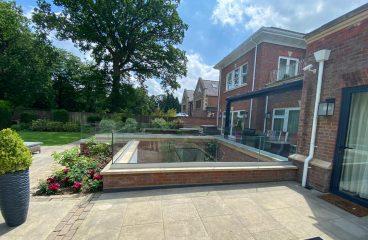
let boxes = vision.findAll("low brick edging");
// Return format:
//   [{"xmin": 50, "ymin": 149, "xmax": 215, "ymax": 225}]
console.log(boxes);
[
  {"xmin": 46, "ymin": 193, "xmax": 101, "ymax": 240},
  {"xmin": 103, "ymin": 168, "xmax": 297, "ymax": 190}
]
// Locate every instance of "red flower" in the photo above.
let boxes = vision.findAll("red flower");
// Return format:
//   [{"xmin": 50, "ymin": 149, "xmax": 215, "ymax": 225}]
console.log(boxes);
[
  {"xmin": 73, "ymin": 181, "xmax": 82, "ymax": 190},
  {"xmin": 93, "ymin": 174, "xmax": 103, "ymax": 181},
  {"xmin": 63, "ymin": 168, "xmax": 69, "ymax": 174},
  {"xmin": 48, "ymin": 182, "xmax": 60, "ymax": 191},
  {"xmin": 47, "ymin": 177, "xmax": 56, "ymax": 183},
  {"xmin": 87, "ymin": 170, "xmax": 95, "ymax": 177}
]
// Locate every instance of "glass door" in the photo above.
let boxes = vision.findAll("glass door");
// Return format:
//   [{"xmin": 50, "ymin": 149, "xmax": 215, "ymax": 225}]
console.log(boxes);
[{"xmin": 332, "ymin": 87, "xmax": 368, "ymax": 206}]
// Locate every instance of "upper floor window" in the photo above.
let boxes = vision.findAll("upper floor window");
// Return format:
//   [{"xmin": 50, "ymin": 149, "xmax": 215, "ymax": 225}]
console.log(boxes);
[
  {"xmin": 277, "ymin": 57, "xmax": 299, "ymax": 80},
  {"xmin": 226, "ymin": 63, "xmax": 248, "ymax": 90}
]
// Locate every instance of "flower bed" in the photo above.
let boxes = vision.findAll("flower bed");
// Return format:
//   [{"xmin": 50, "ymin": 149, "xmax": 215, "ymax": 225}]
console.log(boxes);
[{"xmin": 35, "ymin": 139, "xmax": 111, "ymax": 195}]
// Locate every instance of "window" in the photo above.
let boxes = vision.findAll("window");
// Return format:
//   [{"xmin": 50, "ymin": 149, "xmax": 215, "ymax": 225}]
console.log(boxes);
[
  {"xmin": 226, "ymin": 64, "xmax": 248, "ymax": 90},
  {"xmin": 221, "ymin": 110, "xmax": 247, "ymax": 136},
  {"xmin": 272, "ymin": 108, "xmax": 300, "ymax": 134},
  {"xmin": 195, "ymin": 100, "xmax": 201, "ymax": 109},
  {"xmin": 277, "ymin": 57, "xmax": 299, "ymax": 80},
  {"xmin": 241, "ymin": 64, "xmax": 248, "ymax": 84}
]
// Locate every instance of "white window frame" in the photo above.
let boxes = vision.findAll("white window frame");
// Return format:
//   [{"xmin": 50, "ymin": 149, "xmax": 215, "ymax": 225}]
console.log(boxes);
[
  {"xmin": 277, "ymin": 57, "xmax": 299, "ymax": 80},
  {"xmin": 221, "ymin": 110, "xmax": 246, "ymax": 136},
  {"xmin": 226, "ymin": 63, "xmax": 248, "ymax": 91},
  {"xmin": 271, "ymin": 107, "xmax": 300, "ymax": 132}
]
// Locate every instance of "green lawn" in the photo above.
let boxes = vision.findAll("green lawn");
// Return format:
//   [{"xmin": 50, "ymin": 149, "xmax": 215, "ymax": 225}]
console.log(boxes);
[{"xmin": 19, "ymin": 131, "xmax": 83, "ymax": 146}]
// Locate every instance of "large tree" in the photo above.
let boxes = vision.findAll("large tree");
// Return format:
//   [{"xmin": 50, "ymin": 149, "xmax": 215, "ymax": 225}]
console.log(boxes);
[
  {"xmin": 0, "ymin": 1, "xmax": 55, "ymax": 108},
  {"xmin": 33, "ymin": 0, "xmax": 188, "ymax": 111}
]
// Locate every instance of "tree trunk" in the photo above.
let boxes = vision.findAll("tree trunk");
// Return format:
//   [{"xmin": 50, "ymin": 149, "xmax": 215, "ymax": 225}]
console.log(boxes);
[{"xmin": 110, "ymin": 60, "xmax": 121, "ymax": 112}]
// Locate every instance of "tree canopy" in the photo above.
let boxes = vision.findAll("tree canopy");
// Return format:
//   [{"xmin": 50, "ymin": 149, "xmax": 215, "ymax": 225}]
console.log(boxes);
[{"xmin": 33, "ymin": 0, "xmax": 188, "ymax": 111}]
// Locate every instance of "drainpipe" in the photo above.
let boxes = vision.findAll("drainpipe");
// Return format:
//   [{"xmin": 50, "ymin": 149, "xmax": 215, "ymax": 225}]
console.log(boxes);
[
  {"xmin": 216, "ymin": 70, "xmax": 222, "ymax": 128},
  {"xmin": 249, "ymin": 38, "xmax": 258, "ymax": 128},
  {"xmin": 302, "ymin": 49, "xmax": 331, "ymax": 188},
  {"xmin": 263, "ymin": 96, "xmax": 269, "ymax": 132}
]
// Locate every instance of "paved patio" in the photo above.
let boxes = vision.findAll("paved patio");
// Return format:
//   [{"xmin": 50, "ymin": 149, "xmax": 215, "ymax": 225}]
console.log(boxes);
[{"xmin": 73, "ymin": 182, "xmax": 367, "ymax": 240}]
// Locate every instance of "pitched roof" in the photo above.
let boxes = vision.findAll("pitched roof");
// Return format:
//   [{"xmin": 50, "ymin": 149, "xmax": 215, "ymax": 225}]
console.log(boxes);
[
  {"xmin": 214, "ymin": 27, "xmax": 305, "ymax": 70},
  {"xmin": 200, "ymin": 79, "xmax": 219, "ymax": 97},
  {"xmin": 183, "ymin": 89, "xmax": 194, "ymax": 101}
]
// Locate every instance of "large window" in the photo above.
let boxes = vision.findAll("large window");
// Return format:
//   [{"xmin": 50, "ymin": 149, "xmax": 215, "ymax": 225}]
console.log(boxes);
[
  {"xmin": 226, "ymin": 64, "xmax": 248, "ymax": 90},
  {"xmin": 195, "ymin": 100, "xmax": 201, "ymax": 109},
  {"xmin": 221, "ymin": 110, "xmax": 247, "ymax": 136},
  {"xmin": 277, "ymin": 57, "xmax": 299, "ymax": 80},
  {"xmin": 272, "ymin": 108, "xmax": 300, "ymax": 134}
]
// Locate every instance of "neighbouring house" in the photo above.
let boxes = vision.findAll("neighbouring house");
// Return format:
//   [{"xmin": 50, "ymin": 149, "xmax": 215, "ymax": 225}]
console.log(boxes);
[
  {"xmin": 181, "ymin": 89, "xmax": 194, "ymax": 116},
  {"xmin": 215, "ymin": 27, "xmax": 306, "ymax": 157},
  {"xmin": 191, "ymin": 78, "xmax": 219, "ymax": 118},
  {"xmin": 289, "ymin": 4, "xmax": 368, "ymax": 207}
]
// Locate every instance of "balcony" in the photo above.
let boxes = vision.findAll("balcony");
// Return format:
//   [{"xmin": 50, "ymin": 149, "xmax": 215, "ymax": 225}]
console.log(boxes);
[{"xmin": 268, "ymin": 59, "xmax": 305, "ymax": 86}]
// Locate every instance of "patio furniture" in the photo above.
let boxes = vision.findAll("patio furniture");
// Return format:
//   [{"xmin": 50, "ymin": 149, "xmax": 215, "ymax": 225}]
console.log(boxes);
[
  {"xmin": 24, "ymin": 142, "xmax": 43, "ymax": 154},
  {"xmin": 200, "ymin": 125, "xmax": 220, "ymax": 135},
  {"xmin": 241, "ymin": 128, "xmax": 259, "ymax": 148},
  {"xmin": 264, "ymin": 131, "xmax": 291, "ymax": 157}
]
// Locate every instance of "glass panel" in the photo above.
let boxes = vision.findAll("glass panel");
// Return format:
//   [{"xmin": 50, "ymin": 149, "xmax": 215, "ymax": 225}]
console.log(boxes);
[
  {"xmin": 278, "ymin": 58, "xmax": 287, "ymax": 80},
  {"xmin": 274, "ymin": 109, "xmax": 285, "ymax": 116},
  {"xmin": 289, "ymin": 59, "xmax": 297, "ymax": 77},
  {"xmin": 234, "ymin": 68, "xmax": 239, "ymax": 87},
  {"xmin": 230, "ymin": 112, "xmax": 236, "ymax": 136},
  {"xmin": 241, "ymin": 65, "xmax": 247, "ymax": 84},
  {"xmin": 227, "ymin": 72, "xmax": 233, "ymax": 90},
  {"xmin": 287, "ymin": 110, "xmax": 300, "ymax": 134},
  {"xmin": 273, "ymin": 118, "xmax": 284, "ymax": 131},
  {"xmin": 339, "ymin": 92, "xmax": 368, "ymax": 199}
]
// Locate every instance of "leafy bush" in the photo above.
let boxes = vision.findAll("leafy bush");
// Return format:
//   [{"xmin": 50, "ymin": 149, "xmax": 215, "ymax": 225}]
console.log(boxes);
[
  {"xmin": 11, "ymin": 123, "xmax": 31, "ymax": 131},
  {"xmin": 0, "ymin": 129, "xmax": 32, "ymax": 175},
  {"xmin": 122, "ymin": 118, "xmax": 138, "ymax": 132},
  {"xmin": 169, "ymin": 119, "xmax": 184, "ymax": 129},
  {"xmin": 99, "ymin": 119, "xmax": 116, "ymax": 132},
  {"xmin": 52, "ymin": 109, "xmax": 69, "ymax": 123},
  {"xmin": 166, "ymin": 108, "xmax": 177, "ymax": 117},
  {"xmin": 0, "ymin": 100, "xmax": 13, "ymax": 130},
  {"xmin": 52, "ymin": 147, "xmax": 84, "ymax": 168},
  {"xmin": 87, "ymin": 115, "xmax": 102, "ymax": 123},
  {"xmin": 63, "ymin": 122, "xmax": 80, "ymax": 132},
  {"xmin": 30, "ymin": 119, "xmax": 79, "ymax": 132},
  {"xmin": 20, "ymin": 111, "xmax": 37, "ymax": 123},
  {"xmin": 151, "ymin": 118, "xmax": 169, "ymax": 129},
  {"xmin": 36, "ymin": 139, "xmax": 111, "ymax": 195}
]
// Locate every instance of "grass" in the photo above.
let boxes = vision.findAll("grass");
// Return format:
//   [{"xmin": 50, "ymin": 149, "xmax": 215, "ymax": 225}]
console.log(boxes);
[{"xmin": 19, "ymin": 131, "xmax": 83, "ymax": 146}]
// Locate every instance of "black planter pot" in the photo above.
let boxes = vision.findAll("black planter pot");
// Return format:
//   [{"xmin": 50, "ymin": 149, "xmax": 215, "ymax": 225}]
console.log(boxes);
[{"xmin": 0, "ymin": 168, "xmax": 30, "ymax": 227}]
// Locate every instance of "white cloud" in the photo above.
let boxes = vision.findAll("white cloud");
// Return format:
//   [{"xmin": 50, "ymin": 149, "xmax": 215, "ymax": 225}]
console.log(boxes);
[{"xmin": 211, "ymin": 0, "xmax": 367, "ymax": 32}]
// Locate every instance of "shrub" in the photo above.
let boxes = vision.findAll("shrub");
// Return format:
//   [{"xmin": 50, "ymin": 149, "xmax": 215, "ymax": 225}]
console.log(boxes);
[
  {"xmin": 63, "ymin": 122, "xmax": 80, "ymax": 132},
  {"xmin": 11, "ymin": 123, "xmax": 31, "ymax": 131},
  {"xmin": 166, "ymin": 108, "xmax": 177, "ymax": 117},
  {"xmin": 46, "ymin": 121, "xmax": 64, "ymax": 131},
  {"xmin": 52, "ymin": 109, "xmax": 69, "ymax": 123},
  {"xmin": 0, "ymin": 129, "xmax": 32, "ymax": 175},
  {"xmin": 99, "ymin": 119, "xmax": 116, "ymax": 132},
  {"xmin": 0, "ymin": 100, "xmax": 13, "ymax": 130},
  {"xmin": 20, "ymin": 111, "xmax": 37, "ymax": 123},
  {"xmin": 170, "ymin": 119, "xmax": 184, "ymax": 129},
  {"xmin": 123, "ymin": 118, "xmax": 138, "ymax": 132},
  {"xmin": 151, "ymin": 118, "xmax": 169, "ymax": 129},
  {"xmin": 52, "ymin": 147, "xmax": 84, "ymax": 168},
  {"xmin": 87, "ymin": 115, "xmax": 102, "ymax": 123}
]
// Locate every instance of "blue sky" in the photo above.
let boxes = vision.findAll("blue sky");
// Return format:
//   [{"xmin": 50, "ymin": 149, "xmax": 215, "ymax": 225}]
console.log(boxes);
[{"xmin": 17, "ymin": 0, "xmax": 366, "ymax": 98}]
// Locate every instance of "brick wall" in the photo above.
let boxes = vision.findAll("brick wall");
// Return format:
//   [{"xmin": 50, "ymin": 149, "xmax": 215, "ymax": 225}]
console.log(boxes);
[
  {"xmin": 103, "ymin": 168, "xmax": 297, "ymax": 190},
  {"xmin": 218, "ymin": 42, "xmax": 305, "ymax": 130},
  {"xmin": 296, "ymin": 17, "xmax": 368, "ymax": 191}
]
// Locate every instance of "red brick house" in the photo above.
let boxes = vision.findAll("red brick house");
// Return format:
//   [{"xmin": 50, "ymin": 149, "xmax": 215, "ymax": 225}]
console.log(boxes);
[
  {"xmin": 191, "ymin": 78, "xmax": 219, "ymax": 118},
  {"xmin": 215, "ymin": 27, "xmax": 306, "ymax": 157},
  {"xmin": 181, "ymin": 89, "xmax": 194, "ymax": 116},
  {"xmin": 290, "ymin": 4, "xmax": 368, "ymax": 207}
]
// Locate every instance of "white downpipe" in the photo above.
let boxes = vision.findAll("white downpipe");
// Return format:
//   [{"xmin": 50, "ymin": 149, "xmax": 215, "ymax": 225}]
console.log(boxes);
[
  {"xmin": 249, "ymin": 39, "xmax": 258, "ymax": 128},
  {"xmin": 263, "ymin": 96, "xmax": 269, "ymax": 132},
  {"xmin": 216, "ymin": 70, "xmax": 221, "ymax": 128},
  {"xmin": 302, "ymin": 49, "xmax": 331, "ymax": 187}
]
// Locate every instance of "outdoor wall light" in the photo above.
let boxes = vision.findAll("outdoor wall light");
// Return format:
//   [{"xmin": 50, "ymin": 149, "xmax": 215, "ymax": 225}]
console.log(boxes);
[
  {"xmin": 244, "ymin": 111, "xmax": 249, "ymax": 119},
  {"xmin": 265, "ymin": 112, "xmax": 272, "ymax": 119},
  {"xmin": 318, "ymin": 98, "xmax": 335, "ymax": 116}
]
